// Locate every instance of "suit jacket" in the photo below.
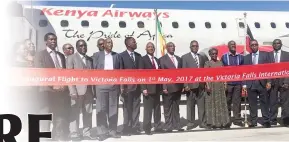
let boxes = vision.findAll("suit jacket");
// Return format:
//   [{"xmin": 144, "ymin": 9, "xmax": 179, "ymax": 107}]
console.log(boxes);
[
  {"xmin": 119, "ymin": 50, "xmax": 142, "ymax": 92},
  {"xmin": 243, "ymin": 51, "xmax": 271, "ymax": 88},
  {"xmin": 139, "ymin": 55, "xmax": 162, "ymax": 94},
  {"xmin": 181, "ymin": 52, "xmax": 208, "ymax": 89},
  {"xmin": 92, "ymin": 51, "xmax": 123, "ymax": 92},
  {"xmin": 268, "ymin": 50, "xmax": 289, "ymax": 87},
  {"xmin": 66, "ymin": 53, "xmax": 94, "ymax": 95},
  {"xmin": 159, "ymin": 54, "xmax": 184, "ymax": 93},
  {"xmin": 34, "ymin": 49, "xmax": 67, "ymax": 92}
]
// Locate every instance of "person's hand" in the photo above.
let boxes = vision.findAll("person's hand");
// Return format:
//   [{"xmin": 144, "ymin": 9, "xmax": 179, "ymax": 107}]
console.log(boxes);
[
  {"xmin": 266, "ymin": 82, "xmax": 271, "ymax": 90},
  {"xmin": 163, "ymin": 89, "xmax": 168, "ymax": 94},
  {"xmin": 70, "ymin": 94, "xmax": 78, "ymax": 100},
  {"xmin": 184, "ymin": 86, "xmax": 190, "ymax": 92}
]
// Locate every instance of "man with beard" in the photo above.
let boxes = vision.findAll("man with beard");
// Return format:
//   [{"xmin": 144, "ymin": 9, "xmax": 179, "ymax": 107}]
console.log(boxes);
[
  {"xmin": 93, "ymin": 38, "xmax": 122, "ymax": 141},
  {"xmin": 119, "ymin": 37, "xmax": 142, "ymax": 135},
  {"xmin": 221, "ymin": 40, "xmax": 245, "ymax": 127},
  {"xmin": 67, "ymin": 39, "xmax": 96, "ymax": 141},
  {"xmin": 159, "ymin": 42, "xmax": 184, "ymax": 132},
  {"xmin": 34, "ymin": 33, "xmax": 70, "ymax": 141},
  {"xmin": 268, "ymin": 39, "xmax": 289, "ymax": 126}
]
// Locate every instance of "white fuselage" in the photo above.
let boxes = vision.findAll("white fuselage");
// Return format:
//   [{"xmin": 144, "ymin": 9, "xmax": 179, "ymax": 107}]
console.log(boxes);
[{"xmin": 22, "ymin": 5, "xmax": 289, "ymax": 57}]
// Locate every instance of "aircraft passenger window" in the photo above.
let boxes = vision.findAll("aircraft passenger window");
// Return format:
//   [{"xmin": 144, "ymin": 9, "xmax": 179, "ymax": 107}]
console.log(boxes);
[
  {"xmin": 205, "ymin": 22, "xmax": 211, "ymax": 28},
  {"xmin": 238, "ymin": 22, "xmax": 245, "ymax": 28},
  {"xmin": 286, "ymin": 22, "xmax": 289, "ymax": 28},
  {"xmin": 189, "ymin": 22, "xmax": 195, "ymax": 28},
  {"xmin": 255, "ymin": 22, "xmax": 260, "ymax": 28},
  {"xmin": 101, "ymin": 21, "xmax": 109, "ymax": 28},
  {"xmin": 137, "ymin": 21, "xmax": 144, "ymax": 28},
  {"xmin": 60, "ymin": 20, "xmax": 69, "ymax": 27},
  {"xmin": 270, "ymin": 22, "xmax": 276, "ymax": 28},
  {"xmin": 172, "ymin": 22, "xmax": 179, "ymax": 28},
  {"xmin": 221, "ymin": 22, "xmax": 226, "ymax": 28},
  {"xmin": 81, "ymin": 20, "xmax": 89, "ymax": 27},
  {"xmin": 119, "ymin": 21, "xmax": 126, "ymax": 28},
  {"xmin": 39, "ymin": 20, "xmax": 48, "ymax": 27}
]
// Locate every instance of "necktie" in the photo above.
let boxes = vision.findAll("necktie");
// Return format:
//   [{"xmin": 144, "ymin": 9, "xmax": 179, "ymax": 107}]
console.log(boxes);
[
  {"xmin": 194, "ymin": 54, "xmax": 199, "ymax": 67},
  {"xmin": 275, "ymin": 52, "xmax": 279, "ymax": 63},
  {"xmin": 82, "ymin": 56, "xmax": 86, "ymax": 65},
  {"xmin": 253, "ymin": 53, "xmax": 257, "ymax": 65},
  {"xmin": 52, "ymin": 51, "xmax": 61, "ymax": 68},
  {"xmin": 130, "ymin": 52, "xmax": 135, "ymax": 62},
  {"xmin": 171, "ymin": 56, "xmax": 176, "ymax": 67},
  {"xmin": 151, "ymin": 57, "xmax": 156, "ymax": 69}
]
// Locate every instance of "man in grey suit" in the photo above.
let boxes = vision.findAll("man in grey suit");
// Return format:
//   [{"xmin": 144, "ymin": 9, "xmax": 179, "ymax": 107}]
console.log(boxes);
[
  {"xmin": 181, "ymin": 40, "xmax": 209, "ymax": 129},
  {"xmin": 92, "ymin": 38, "xmax": 122, "ymax": 141},
  {"xmin": 66, "ymin": 39, "xmax": 96, "ymax": 141},
  {"xmin": 159, "ymin": 42, "xmax": 184, "ymax": 132}
]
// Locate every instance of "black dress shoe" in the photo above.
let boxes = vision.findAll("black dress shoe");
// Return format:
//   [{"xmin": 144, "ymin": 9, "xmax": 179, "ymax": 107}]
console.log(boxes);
[
  {"xmin": 177, "ymin": 129, "xmax": 184, "ymax": 131},
  {"xmin": 98, "ymin": 134, "xmax": 108, "ymax": 141},
  {"xmin": 145, "ymin": 131, "xmax": 152, "ymax": 135},
  {"xmin": 233, "ymin": 122, "xmax": 245, "ymax": 127},
  {"xmin": 263, "ymin": 122, "xmax": 271, "ymax": 128},
  {"xmin": 83, "ymin": 135, "xmax": 98, "ymax": 140},
  {"xmin": 154, "ymin": 129, "xmax": 165, "ymax": 133},
  {"xmin": 186, "ymin": 126, "xmax": 194, "ymax": 130},
  {"xmin": 109, "ymin": 132, "xmax": 121, "ymax": 138},
  {"xmin": 164, "ymin": 129, "xmax": 172, "ymax": 132},
  {"xmin": 121, "ymin": 131, "xmax": 131, "ymax": 136},
  {"xmin": 270, "ymin": 121, "xmax": 277, "ymax": 126}
]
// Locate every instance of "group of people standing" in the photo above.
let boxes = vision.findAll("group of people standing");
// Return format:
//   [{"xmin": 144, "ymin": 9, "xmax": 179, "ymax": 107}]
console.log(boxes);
[{"xmin": 12, "ymin": 33, "xmax": 289, "ymax": 141}]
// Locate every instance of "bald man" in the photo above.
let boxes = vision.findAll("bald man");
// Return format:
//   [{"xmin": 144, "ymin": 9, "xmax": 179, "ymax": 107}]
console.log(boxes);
[
  {"xmin": 159, "ymin": 42, "xmax": 184, "ymax": 132},
  {"xmin": 139, "ymin": 42, "xmax": 163, "ymax": 135},
  {"xmin": 97, "ymin": 38, "xmax": 105, "ymax": 51},
  {"xmin": 62, "ymin": 43, "xmax": 74, "ymax": 58}
]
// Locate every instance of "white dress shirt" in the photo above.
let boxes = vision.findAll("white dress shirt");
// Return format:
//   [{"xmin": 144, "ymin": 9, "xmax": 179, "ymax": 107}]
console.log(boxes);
[
  {"xmin": 274, "ymin": 50, "xmax": 281, "ymax": 63},
  {"xmin": 77, "ymin": 52, "xmax": 86, "ymax": 65},
  {"xmin": 47, "ymin": 47, "xmax": 63, "ymax": 68},
  {"xmin": 147, "ymin": 54, "xmax": 158, "ymax": 69},
  {"xmin": 104, "ymin": 51, "xmax": 114, "ymax": 70},
  {"xmin": 168, "ymin": 54, "xmax": 178, "ymax": 68}
]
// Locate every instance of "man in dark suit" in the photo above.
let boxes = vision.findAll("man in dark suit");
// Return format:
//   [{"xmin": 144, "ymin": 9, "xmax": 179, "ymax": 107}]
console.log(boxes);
[
  {"xmin": 92, "ymin": 38, "xmax": 122, "ymax": 140},
  {"xmin": 268, "ymin": 39, "xmax": 289, "ymax": 126},
  {"xmin": 139, "ymin": 42, "xmax": 164, "ymax": 135},
  {"xmin": 119, "ymin": 37, "xmax": 142, "ymax": 135},
  {"xmin": 221, "ymin": 40, "xmax": 245, "ymax": 127},
  {"xmin": 242, "ymin": 39, "xmax": 271, "ymax": 128},
  {"xmin": 66, "ymin": 40, "xmax": 96, "ymax": 141},
  {"xmin": 181, "ymin": 40, "xmax": 208, "ymax": 129},
  {"xmin": 159, "ymin": 42, "xmax": 184, "ymax": 132},
  {"xmin": 34, "ymin": 33, "xmax": 70, "ymax": 141}
]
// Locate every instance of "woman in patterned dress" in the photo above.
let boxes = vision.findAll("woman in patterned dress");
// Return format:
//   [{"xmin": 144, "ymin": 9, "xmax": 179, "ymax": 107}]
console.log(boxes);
[{"xmin": 204, "ymin": 48, "xmax": 231, "ymax": 129}]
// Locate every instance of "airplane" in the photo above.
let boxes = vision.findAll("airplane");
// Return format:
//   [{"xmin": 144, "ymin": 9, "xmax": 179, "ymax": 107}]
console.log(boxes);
[{"xmin": 12, "ymin": 2, "xmax": 289, "ymax": 59}]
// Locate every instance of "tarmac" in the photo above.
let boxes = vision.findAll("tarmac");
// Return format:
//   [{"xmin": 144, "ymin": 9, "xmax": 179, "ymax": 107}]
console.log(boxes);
[{"xmin": 13, "ymin": 95, "xmax": 289, "ymax": 141}]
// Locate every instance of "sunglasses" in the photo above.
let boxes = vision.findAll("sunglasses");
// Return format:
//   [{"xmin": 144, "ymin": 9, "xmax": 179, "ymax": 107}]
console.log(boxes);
[{"xmin": 251, "ymin": 44, "xmax": 258, "ymax": 46}]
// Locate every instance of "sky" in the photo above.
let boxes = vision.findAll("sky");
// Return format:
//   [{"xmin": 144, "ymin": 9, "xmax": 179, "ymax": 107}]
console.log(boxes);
[{"xmin": 18, "ymin": 1, "xmax": 289, "ymax": 11}]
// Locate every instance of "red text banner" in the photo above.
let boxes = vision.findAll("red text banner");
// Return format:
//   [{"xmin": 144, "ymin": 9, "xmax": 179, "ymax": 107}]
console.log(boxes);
[{"xmin": 7, "ymin": 62, "xmax": 289, "ymax": 86}]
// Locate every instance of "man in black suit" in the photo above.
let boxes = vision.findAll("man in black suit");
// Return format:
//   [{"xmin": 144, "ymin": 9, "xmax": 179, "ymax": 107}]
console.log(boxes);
[
  {"xmin": 119, "ymin": 37, "xmax": 142, "ymax": 135},
  {"xmin": 268, "ymin": 39, "xmax": 289, "ymax": 126},
  {"xmin": 159, "ymin": 42, "xmax": 184, "ymax": 132},
  {"xmin": 181, "ymin": 40, "xmax": 208, "ymax": 129},
  {"xmin": 139, "ymin": 42, "xmax": 164, "ymax": 135},
  {"xmin": 242, "ymin": 39, "xmax": 271, "ymax": 128},
  {"xmin": 34, "ymin": 33, "xmax": 70, "ymax": 141}
]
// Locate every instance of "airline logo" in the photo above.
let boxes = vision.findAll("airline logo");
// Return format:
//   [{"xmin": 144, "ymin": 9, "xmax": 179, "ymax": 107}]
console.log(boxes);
[{"xmin": 40, "ymin": 8, "xmax": 170, "ymax": 19}]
